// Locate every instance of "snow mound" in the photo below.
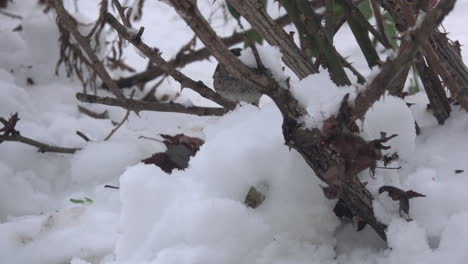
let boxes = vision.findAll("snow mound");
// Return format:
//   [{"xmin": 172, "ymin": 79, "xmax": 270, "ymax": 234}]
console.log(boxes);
[
  {"xmin": 292, "ymin": 71, "xmax": 359, "ymax": 128},
  {"xmin": 116, "ymin": 105, "xmax": 339, "ymax": 264},
  {"xmin": 363, "ymin": 93, "xmax": 416, "ymax": 160}
]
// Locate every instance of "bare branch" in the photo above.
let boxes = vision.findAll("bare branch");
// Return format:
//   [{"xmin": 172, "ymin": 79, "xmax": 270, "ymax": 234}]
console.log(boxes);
[
  {"xmin": 76, "ymin": 131, "xmax": 92, "ymax": 142},
  {"xmin": 112, "ymin": 0, "xmax": 131, "ymax": 27},
  {"xmin": 1, "ymin": 112, "xmax": 80, "ymax": 153},
  {"xmin": 76, "ymin": 93, "xmax": 228, "ymax": 116},
  {"xmin": 168, "ymin": 0, "xmax": 280, "ymax": 97},
  {"xmin": 86, "ymin": 0, "xmax": 108, "ymax": 39},
  {"xmin": 245, "ymin": 38, "xmax": 265, "ymax": 72},
  {"xmin": 105, "ymin": 13, "xmax": 236, "ymax": 110},
  {"xmin": 415, "ymin": 56, "xmax": 451, "ymax": 124},
  {"xmin": 428, "ymin": 32, "xmax": 468, "ymax": 111},
  {"xmin": 51, "ymin": 0, "xmax": 125, "ymax": 99},
  {"xmin": 77, "ymin": 105, "xmax": 110, "ymax": 119},
  {"xmin": 104, "ymin": 90, "xmax": 134, "ymax": 141},
  {"xmin": 0, "ymin": 9, "xmax": 23, "ymax": 19},
  {"xmin": 227, "ymin": 0, "xmax": 318, "ymax": 79},
  {"xmin": 113, "ymin": 14, "xmax": 291, "ymax": 89},
  {"xmin": 0, "ymin": 134, "xmax": 80, "ymax": 154},
  {"xmin": 104, "ymin": 109, "xmax": 130, "ymax": 141},
  {"xmin": 369, "ymin": 0, "xmax": 392, "ymax": 48}
]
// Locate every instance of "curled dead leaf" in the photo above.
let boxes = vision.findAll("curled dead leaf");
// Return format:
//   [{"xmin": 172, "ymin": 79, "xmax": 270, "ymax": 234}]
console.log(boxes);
[
  {"xmin": 141, "ymin": 133, "xmax": 204, "ymax": 174},
  {"xmin": 379, "ymin": 185, "xmax": 426, "ymax": 220}
]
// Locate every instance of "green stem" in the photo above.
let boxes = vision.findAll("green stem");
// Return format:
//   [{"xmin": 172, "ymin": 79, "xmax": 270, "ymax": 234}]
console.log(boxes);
[{"xmin": 336, "ymin": 0, "xmax": 381, "ymax": 68}]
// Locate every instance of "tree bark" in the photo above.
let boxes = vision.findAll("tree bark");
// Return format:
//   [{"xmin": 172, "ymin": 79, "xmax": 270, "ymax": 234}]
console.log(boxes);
[{"xmin": 415, "ymin": 56, "xmax": 451, "ymax": 124}]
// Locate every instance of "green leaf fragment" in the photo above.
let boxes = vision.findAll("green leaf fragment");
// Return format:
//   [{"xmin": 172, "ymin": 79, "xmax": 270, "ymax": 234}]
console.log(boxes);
[
  {"xmin": 69, "ymin": 198, "xmax": 85, "ymax": 204},
  {"xmin": 244, "ymin": 186, "xmax": 266, "ymax": 209},
  {"xmin": 70, "ymin": 197, "xmax": 94, "ymax": 204},
  {"xmin": 357, "ymin": 0, "xmax": 373, "ymax": 20}
]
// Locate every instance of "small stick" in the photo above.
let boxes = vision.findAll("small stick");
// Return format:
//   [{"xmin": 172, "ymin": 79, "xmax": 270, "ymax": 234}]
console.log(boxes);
[
  {"xmin": 104, "ymin": 184, "xmax": 120, "ymax": 189},
  {"xmin": 138, "ymin": 135, "xmax": 164, "ymax": 143},
  {"xmin": 104, "ymin": 90, "xmax": 134, "ymax": 141},
  {"xmin": 78, "ymin": 105, "xmax": 109, "ymax": 119},
  {"xmin": 0, "ymin": 9, "xmax": 23, "ymax": 20},
  {"xmin": 243, "ymin": 36, "xmax": 265, "ymax": 72},
  {"xmin": 0, "ymin": 134, "xmax": 80, "ymax": 154},
  {"xmin": 376, "ymin": 166, "xmax": 402, "ymax": 170},
  {"xmin": 76, "ymin": 131, "xmax": 91, "ymax": 142},
  {"xmin": 104, "ymin": 108, "xmax": 130, "ymax": 141}
]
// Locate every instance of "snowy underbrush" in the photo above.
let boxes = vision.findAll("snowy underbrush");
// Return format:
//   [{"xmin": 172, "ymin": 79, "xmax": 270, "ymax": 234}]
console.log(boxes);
[{"xmin": 2, "ymin": 0, "xmax": 468, "ymax": 264}]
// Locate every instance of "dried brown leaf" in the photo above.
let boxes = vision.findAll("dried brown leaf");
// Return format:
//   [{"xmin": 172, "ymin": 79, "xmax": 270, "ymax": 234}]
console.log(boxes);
[
  {"xmin": 321, "ymin": 185, "xmax": 340, "ymax": 200},
  {"xmin": 141, "ymin": 134, "xmax": 204, "ymax": 174},
  {"xmin": 379, "ymin": 185, "xmax": 426, "ymax": 219}
]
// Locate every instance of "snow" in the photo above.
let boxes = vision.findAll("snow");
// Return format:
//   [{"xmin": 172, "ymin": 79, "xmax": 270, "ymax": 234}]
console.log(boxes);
[
  {"xmin": 2, "ymin": 0, "xmax": 468, "ymax": 264},
  {"xmin": 238, "ymin": 45, "xmax": 288, "ymax": 85},
  {"xmin": 363, "ymin": 93, "xmax": 417, "ymax": 160},
  {"xmin": 292, "ymin": 70, "xmax": 360, "ymax": 128},
  {"xmin": 116, "ymin": 104, "xmax": 339, "ymax": 264}
]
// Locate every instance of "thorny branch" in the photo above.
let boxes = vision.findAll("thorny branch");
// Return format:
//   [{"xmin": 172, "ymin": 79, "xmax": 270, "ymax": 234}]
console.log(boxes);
[
  {"xmin": 167, "ymin": 0, "xmax": 456, "ymax": 241},
  {"xmin": 375, "ymin": 0, "xmax": 468, "ymax": 124},
  {"xmin": 353, "ymin": 0, "xmax": 457, "ymax": 119},
  {"xmin": 226, "ymin": 0, "xmax": 319, "ymax": 79}
]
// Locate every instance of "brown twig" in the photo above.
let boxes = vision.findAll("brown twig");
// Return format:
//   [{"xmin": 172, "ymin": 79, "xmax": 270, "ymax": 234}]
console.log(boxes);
[
  {"xmin": 227, "ymin": 0, "xmax": 318, "ymax": 79},
  {"xmin": 415, "ymin": 56, "xmax": 451, "ymax": 124},
  {"xmin": 104, "ymin": 184, "xmax": 120, "ymax": 189},
  {"xmin": 77, "ymin": 105, "xmax": 110, "ymax": 119},
  {"xmin": 112, "ymin": 0, "xmax": 131, "ymax": 27},
  {"xmin": 244, "ymin": 36, "xmax": 265, "ymax": 72},
  {"xmin": 85, "ymin": 0, "xmax": 108, "ymax": 39},
  {"xmin": 138, "ymin": 135, "xmax": 164, "ymax": 143},
  {"xmin": 168, "ymin": 1, "xmax": 280, "ymax": 96},
  {"xmin": 0, "ymin": 134, "xmax": 80, "ymax": 154},
  {"xmin": 76, "ymin": 131, "xmax": 91, "ymax": 142},
  {"xmin": 104, "ymin": 90, "xmax": 134, "ymax": 141},
  {"xmin": 1, "ymin": 113, "xmax": 80, "ymax": 153},
  {"xmin": 76, "ymin": 93, "xmax": 228, "ymax": 116},
  {"xmin": 104, "ymin": 110, "xmax": 129, "ymax": 140},
  {"xmin": 370, "ymin": 0, "xmax": 391, "ymax": 48},
  {"xmin": 377, "ymin": 0, "xmax": 468, "ymax": 114},
  {"xmin": 51, "ymin": 0, "xmax": 125, "ymax": 99},
  {"xmin": 141, "ymin": 76, "xmax": 166, "ymax": 101},
  {"xmin": 0, "ymin": 9, "xmax": 22, "ymax": 19}
]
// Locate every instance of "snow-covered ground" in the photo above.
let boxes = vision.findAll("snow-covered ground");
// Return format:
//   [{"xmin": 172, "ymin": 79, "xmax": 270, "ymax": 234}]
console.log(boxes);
[{"xmin": 1, "ymin": 0, "xmax": 468, "ymax": 263}]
